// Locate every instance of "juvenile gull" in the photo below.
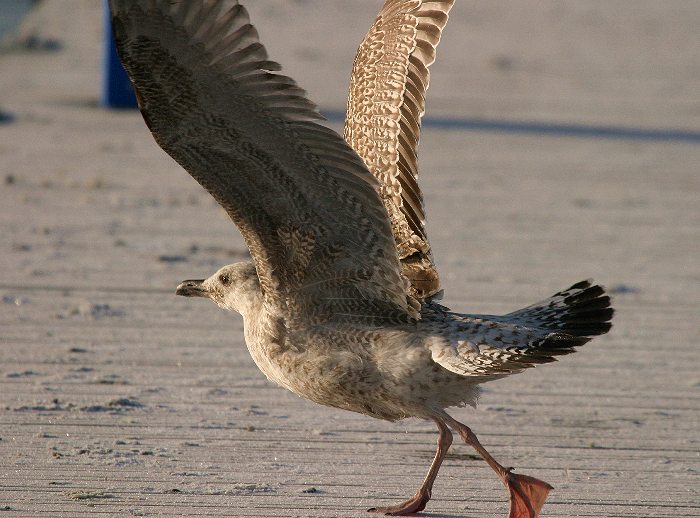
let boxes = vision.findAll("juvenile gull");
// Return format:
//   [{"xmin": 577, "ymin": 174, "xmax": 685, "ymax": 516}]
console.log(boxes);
[{"xmin": 109, "ymin": 1, "xmax": 614, "ymax": 516}]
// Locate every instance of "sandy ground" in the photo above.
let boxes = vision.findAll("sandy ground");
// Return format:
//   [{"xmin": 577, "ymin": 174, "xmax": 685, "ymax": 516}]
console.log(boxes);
[{"xmin": 1, "ymin": 1, "xmax": 698, "ymax": 517}]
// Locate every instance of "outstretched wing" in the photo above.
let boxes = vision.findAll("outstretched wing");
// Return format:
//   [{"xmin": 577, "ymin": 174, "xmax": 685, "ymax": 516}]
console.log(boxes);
[
  {"xmin": 428, "ymin": 281, "xmax": 614, "ymax": 379},
  {"xmin": 109, "ymin": 0, "xmax": 419, "ymax": 326},
  {"xmin": 345, "ymin": 0, "xmax": 454, "ymax": 301}
]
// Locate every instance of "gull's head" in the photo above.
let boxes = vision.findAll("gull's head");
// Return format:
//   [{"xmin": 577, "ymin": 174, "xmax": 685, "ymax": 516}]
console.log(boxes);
[{"xmin": 175, "ymin": 261, "xmax": 261, "ymax": 315}]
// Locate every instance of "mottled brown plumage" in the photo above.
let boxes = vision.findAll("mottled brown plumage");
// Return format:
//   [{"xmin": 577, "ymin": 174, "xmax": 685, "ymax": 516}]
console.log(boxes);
[
  {"xmin": 345, "ymin": 0, "xmax": 453, "ymax": 300},
  {"xmin": 109, "ymin": 1, "xmax": 613, "ymax": 516}
]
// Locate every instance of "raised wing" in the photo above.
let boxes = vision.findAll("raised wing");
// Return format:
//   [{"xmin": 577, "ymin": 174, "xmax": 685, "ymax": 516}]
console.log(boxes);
[
  {"xmin": 109, "ymin": 0, "xmax": 419, "ymax": 326},
  {"xmin": 345, "ymin": 0, "xmax": 455, "ymax": 301}
]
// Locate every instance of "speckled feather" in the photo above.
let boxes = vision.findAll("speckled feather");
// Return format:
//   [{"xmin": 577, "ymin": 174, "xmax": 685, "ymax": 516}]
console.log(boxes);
[
  {"xmin": 345, "ymin": 0, "xmax": 454, "ymax": 300},
  {"xmin": 109, "ymin": 0, "xmax": 419, "ymax": 327},
  {"xmin": 425, "ymin": 280, "xmax": 613, "ymax": 381}
]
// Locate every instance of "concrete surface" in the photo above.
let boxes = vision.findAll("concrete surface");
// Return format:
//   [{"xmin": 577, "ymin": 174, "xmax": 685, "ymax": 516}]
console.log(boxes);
[{"xmin": 1, "ymin": 1, "xmax": 698, "ymax": 516}]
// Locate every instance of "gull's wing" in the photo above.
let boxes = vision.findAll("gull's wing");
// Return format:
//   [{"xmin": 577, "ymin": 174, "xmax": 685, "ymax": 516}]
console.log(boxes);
[
  {"xmin": 345, "ymin": 0, "xmax": 454, "ymax": 301},
  {"xmin": 109, "ymin": 0, "xmax": 419, "ymax": 326}
]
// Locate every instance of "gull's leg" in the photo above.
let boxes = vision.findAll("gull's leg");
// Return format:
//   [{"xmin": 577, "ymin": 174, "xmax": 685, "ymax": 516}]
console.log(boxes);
[
  {"xmin": 442, "ymin": 414, "xmax": 552, "ymax": 518},
  {"xmin": 368, "ymin": 417, "xmax": 452, "ymax": 516}
]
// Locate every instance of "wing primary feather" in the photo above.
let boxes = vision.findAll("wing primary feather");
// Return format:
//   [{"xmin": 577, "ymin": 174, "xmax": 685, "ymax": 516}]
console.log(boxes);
[
  {"xmin": 345, "ymin": 0, "xmax": 455, "ymax": 300},
  {"xmin": 109, "ymin": 0, "xmax": 420, "ymax": 324}
]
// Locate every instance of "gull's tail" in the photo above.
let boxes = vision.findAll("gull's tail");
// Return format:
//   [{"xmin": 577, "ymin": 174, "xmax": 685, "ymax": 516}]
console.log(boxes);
[
  {"xmin": 428, "ymin": 280, "xmax": 614, "ymax": 379},
  {"xmin": 506, "ymin": 280, "xmax": 614, "ymax": 343}
]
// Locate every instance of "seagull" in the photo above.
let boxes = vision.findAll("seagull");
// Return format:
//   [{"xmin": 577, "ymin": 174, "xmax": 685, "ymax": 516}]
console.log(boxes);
[{"xmin": 109, "ymin": 1, "xmax": 613, "ymax": 516}]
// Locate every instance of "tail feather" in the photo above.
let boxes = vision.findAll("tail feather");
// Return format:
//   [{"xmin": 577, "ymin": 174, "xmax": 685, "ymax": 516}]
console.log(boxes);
[
  {"xmin": 507, "ymin": 279, "xmax": 614, "ymax": 342},
  {"xmin": 432, "ymin": 280, "xmax": 614, "ymax": 379}
]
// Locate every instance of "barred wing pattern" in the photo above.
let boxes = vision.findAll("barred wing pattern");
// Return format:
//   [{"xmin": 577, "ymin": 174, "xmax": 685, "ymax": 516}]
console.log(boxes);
[
  {"xmin": 345, "ymin": 0, "xmax": 455, "ymax": 301},
  {"xmin": 109, "ymin": 0, "xmax": 419, "ymax": 326}
]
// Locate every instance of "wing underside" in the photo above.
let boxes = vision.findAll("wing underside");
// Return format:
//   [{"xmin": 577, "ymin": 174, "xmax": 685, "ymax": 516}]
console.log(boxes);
[
  {"xmin": 109, "ymin": 0, "xmax": 419, "ymax": 326},
  {"xmin": 345, "ymin": 0, "xmax": 455, "ymax": 301}
]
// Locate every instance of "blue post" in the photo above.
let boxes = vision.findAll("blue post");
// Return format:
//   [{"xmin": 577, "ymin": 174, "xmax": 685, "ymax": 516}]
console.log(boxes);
[{"xmin": 101, "ymin": 0, "xmax": 137, "ymax": 109}]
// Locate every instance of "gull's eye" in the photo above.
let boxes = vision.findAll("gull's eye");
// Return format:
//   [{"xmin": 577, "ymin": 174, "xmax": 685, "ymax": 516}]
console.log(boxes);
[{"xmin": 219, "ymin": 273, "xmax": 231, "ymax": 286}]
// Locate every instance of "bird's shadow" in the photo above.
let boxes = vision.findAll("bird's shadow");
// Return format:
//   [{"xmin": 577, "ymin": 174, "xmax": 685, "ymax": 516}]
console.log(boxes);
[{"xmin": 412, "ymin": 513, "xmax": 475, "ymax": 518}]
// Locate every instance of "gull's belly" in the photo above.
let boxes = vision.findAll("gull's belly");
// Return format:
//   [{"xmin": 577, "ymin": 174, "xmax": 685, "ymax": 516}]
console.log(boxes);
[{"xmin": 244, "ymin": 328, "xmax": 479, "ymax": 421}]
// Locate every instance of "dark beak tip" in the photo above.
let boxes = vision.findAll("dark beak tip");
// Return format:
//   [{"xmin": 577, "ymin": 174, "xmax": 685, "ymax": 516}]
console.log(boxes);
[{"xmin": 175, "ymin": 279, "xmax": 207, "ymax": 297}]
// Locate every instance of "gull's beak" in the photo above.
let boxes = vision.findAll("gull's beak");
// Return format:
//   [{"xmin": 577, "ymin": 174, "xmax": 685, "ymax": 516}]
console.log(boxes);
[{"xmin": 175, "ymin": 279, "xmax": 208, "ymax": 298}]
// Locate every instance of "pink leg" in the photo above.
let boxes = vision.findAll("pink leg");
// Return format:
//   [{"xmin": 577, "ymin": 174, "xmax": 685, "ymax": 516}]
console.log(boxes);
[
  {"xmin": 368, "ymin": 418, "xmax": 452, "ymax": 515},
  {"xmin": 442, "ymin": 414, "xmax": 553, "ymax": 518}
]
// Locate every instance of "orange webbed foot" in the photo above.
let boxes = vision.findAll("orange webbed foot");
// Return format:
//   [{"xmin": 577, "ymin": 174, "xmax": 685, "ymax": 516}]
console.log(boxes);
[{"xmin": 506, "ymin": 472, "xmax": 553, "ymax": 518}]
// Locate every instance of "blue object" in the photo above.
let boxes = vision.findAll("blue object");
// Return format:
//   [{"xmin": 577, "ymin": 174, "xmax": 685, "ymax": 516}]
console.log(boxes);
[
  {"xmin": 101, "ymin": 0, "xmax": 137, "ymax": 109},
  {"xmin": 0, "ymin": 111, "xmax": 15, "ymax": 124}
]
